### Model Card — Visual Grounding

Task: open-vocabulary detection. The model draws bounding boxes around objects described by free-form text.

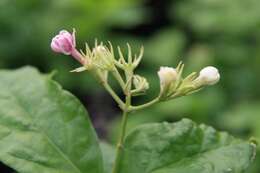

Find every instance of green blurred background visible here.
[0,0,260,172]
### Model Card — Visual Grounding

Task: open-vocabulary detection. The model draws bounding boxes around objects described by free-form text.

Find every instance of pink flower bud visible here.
[51,30,76,55]
[51,29,85,64]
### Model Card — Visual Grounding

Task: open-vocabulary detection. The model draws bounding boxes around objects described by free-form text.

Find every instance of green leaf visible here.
[100,142,115,173]
[0,67,103,173]
[119,119,256,173]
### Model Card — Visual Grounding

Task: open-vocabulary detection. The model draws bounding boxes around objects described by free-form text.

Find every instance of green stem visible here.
[129,97,159,112]
[112,96,158,173]
[111,107,129,173]
[112,69,125,90]
[93,70,125,110]
[112,68,133,173]
[102,82,125,110]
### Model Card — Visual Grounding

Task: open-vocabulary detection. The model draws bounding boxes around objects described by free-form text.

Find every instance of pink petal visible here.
[62,33,74,46]
[72,29,76,47]
[51,38,61,52]
[59,37,73,55]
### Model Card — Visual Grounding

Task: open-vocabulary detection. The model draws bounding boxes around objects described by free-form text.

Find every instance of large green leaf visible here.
[100,142,115,173]
[0,67,103,173]
[119,119,255,173]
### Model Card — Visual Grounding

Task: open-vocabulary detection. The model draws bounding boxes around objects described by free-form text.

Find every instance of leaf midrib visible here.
[5,81,83,173]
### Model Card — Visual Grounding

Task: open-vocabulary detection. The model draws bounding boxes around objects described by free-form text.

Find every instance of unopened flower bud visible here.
[197,66,220,86]
[158,67,178,87]
[92,45,115,70]
[51,29,85,64]
[51,30,76,55]
[133,75,149,92]
[158,67,178,99]
[93,45,107,54]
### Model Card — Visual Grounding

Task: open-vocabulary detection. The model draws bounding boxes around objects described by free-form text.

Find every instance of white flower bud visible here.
[197,66,220,85]
[158,67,178,86]
[158,67,178,99]
[133,75,149,92]
[93,45,107,55]
[92,45,115,70]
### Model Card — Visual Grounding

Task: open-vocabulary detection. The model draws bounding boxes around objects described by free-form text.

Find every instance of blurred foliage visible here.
[218,103,260,173]
[0,0,260,172]
[0,0,145,92]
[174,0,260,36]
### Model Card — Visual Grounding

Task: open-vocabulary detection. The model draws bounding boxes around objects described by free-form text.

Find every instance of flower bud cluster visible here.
[51,28,220,109]
[51,29,115,72]
[158,62,220,100]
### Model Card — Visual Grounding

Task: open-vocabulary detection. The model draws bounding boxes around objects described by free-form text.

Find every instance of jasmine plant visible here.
[0,29,256,173]
[50,29,255,173]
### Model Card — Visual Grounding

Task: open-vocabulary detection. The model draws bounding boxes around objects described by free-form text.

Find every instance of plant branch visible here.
[102,82,125,110]
[112,68,133,173]
[112,68,125,90]
[111,108,128,173]
[129,97,160,112]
